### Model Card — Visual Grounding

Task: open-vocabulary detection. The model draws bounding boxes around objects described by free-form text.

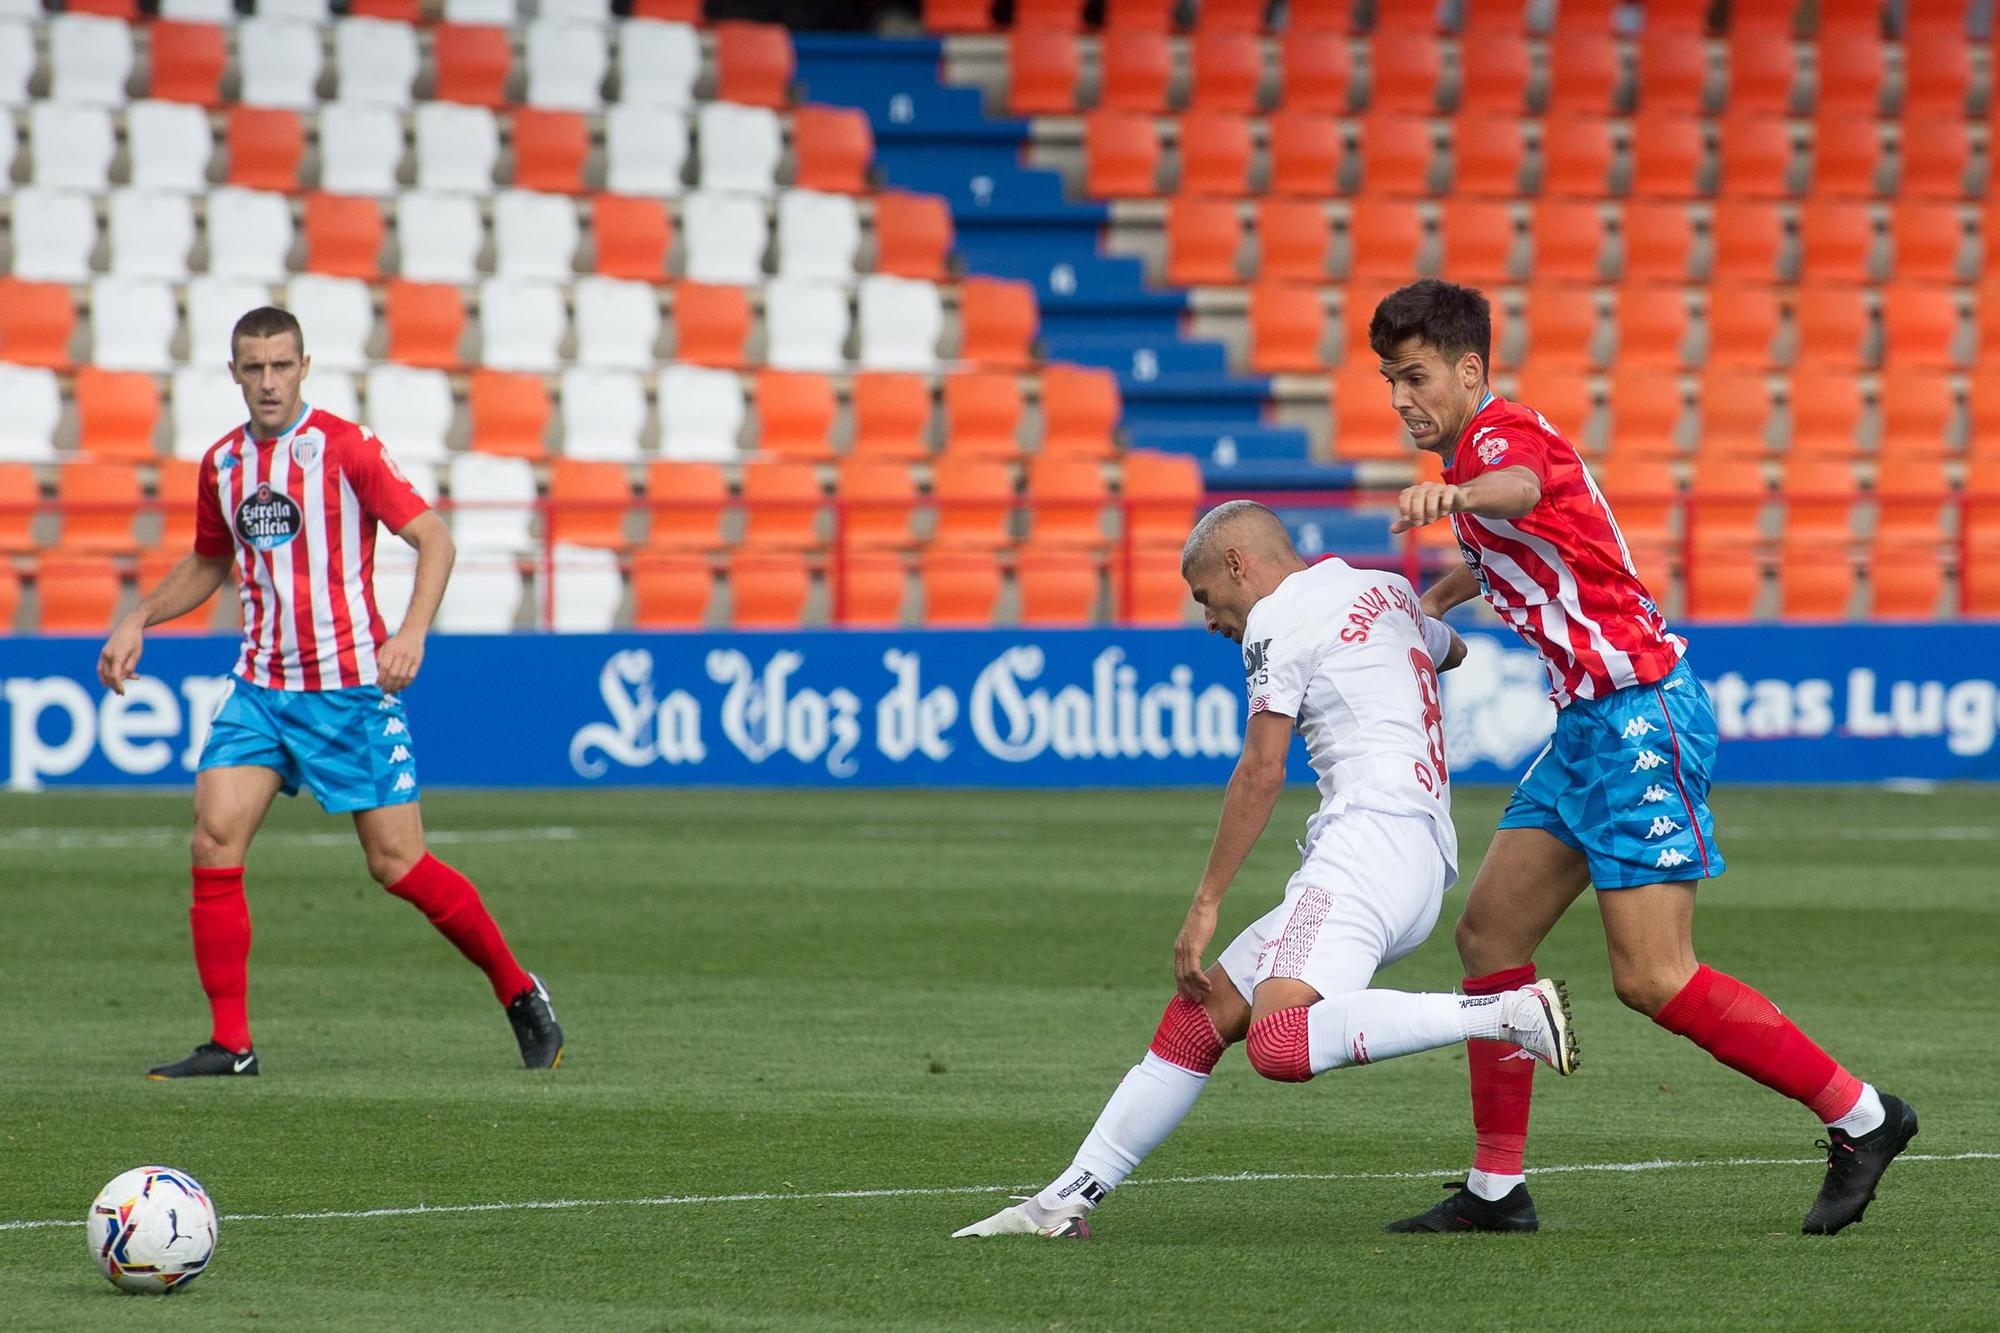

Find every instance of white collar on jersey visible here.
[1445,390,1499,466]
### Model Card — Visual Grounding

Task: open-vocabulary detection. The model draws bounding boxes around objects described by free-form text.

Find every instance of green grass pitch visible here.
[1,785,1994,1331]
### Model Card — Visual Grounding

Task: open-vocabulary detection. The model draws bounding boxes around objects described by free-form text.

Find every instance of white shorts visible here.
[1216,804,1450,1006]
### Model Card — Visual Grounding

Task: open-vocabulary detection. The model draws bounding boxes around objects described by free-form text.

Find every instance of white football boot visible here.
[1498,978,1580,1075]
[951,1197,1091,1239]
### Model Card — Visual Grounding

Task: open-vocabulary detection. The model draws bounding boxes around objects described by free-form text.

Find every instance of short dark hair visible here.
[1367,279,1491,377]
[230,306,305,360]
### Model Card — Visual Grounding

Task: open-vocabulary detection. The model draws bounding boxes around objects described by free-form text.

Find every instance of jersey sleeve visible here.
[1462,418,1553,487]
[1242,608,1317,720]
[1420,614,1456,669]
[192,451,231,558]
[341,426,429,532]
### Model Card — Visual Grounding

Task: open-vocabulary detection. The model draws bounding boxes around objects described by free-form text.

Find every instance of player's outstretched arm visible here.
[379,511,455,694]
[1391,465,1543,533]
[1175,710,1293,1001]
[1420,564,1481,620]
[97,553,233,696]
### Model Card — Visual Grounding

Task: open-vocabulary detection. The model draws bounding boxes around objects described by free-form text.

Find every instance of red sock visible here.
[1465,963,1537,1175]
[190,866,252,1052]
[384,853,534,1005]
[1653,965,1863,1121]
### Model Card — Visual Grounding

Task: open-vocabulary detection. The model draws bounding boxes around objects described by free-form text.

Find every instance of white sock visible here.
[1033,1053,1209,1213]
[1466,1168,1525,1202]
[1827,1082,1886,1137]
[1306,990,1507,1074]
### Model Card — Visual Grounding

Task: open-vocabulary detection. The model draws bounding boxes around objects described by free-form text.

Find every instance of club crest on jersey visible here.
[290,429,323,469]
[1476,433,1510,466]
[234,483,302,551]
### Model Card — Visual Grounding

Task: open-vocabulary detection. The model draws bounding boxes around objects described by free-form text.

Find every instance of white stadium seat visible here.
[478,279,567,372]
[304,370,360,424]
[0,107,17,191]
[395,193,484,284]
[162,0,239,19]
[657,363,745,461]
[493,190,581,281]
[437,558,527,631]
[364,365,454,463]
[777,189,861,282]
[108,190,195,280]
[206,187,295,282]
[287,274,375,371]
[617,21,700,108]
[238,21,324,111]
[764,278,851,372]
[8,189,98,283]
[858,275,944,372]
[0,22,37,108]
[603,105,689,197]
[572,275,661,370]
[185,277,273,365]
[558,367,647,461]
[541,0,613,24]
[0,364,61,462]
[414,102,499,194]
[30,102,115,190]
[446,452,537,553]
[256,0,333,21]
[172,367,249,458]
[524,19,608,113]
[126,100,216,193]
[48,15,133,107]
[697,102,782,195]
[317,103,405,197]
[333,18,420,109]
[371,535,419,629]
[681,191,769,285]
[550,543,624,633]
[390,457,440,504]
[442,0,517,21]
[91,278,181,372]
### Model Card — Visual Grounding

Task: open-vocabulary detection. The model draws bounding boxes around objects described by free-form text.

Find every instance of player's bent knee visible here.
[369,850,423,889]
[1244,1008,1313,1083]
[1150,993,1227,1074]
[1611,967,1688,1017]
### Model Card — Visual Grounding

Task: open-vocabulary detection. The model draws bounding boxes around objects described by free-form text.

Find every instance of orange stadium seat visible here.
[1900,30,1970,118]
[729,550,814,627]
[630,553,714,628]
[1279,29,1352,113]
[930,458,1014,551]
[1546,30,1619,116]
[1358,113,1434,197]
[75,369,161,461]
[792,105,874,195]
[1888,200,1965,284]
[1267,112,1343,197]
[1452,116,1526,196]
[925,0,998,33]
[835,459,917,553]
[351,0,422,16]
[943,372,1024,459]
[592,195,671,281]
[1792,286,1872,368]
[1085,112,1162,198]
[1015,0,1086,27]
[1166,196,1244,285]
[433,26,513,109]
[1619,288,1692,369]
[151,21,227,106]
[851,373,932,460]
[1705,285,1782,367]
[1636,30,1708,114]
[1727,27,1797,115]
[67,0,138,18]
[55,462,143,553]
[1880,284,1962,369]
[1459,34,1531,114]
[1873,458,1949,543]
[1039,364,1121,459]
[1026,457,1108,550]
[920,550,1003,627]
[1809,110,1884,196]
[1112,542,1192,625]
[0,279,77,370]
[1789,370,1866,455]
[0,465,39,554]
[1965,532,2000,617]
[468,370,551,459]
[1007,29,1079,115]
[228,107,305,192]
[716,22,794,109]
[1106,0,1174,32]
[1439,198,1515,285]
[1177,112,1255,196]
[754,371,837,460]
[1688,454,1767,549]
[1595,454,1676,549]
[872,192,954,281]
[1540,115,1615,197]
[1368,27,1441,114]
[1875,372,1955,462]
[1779,548,1856,620]
[1799,200,1877,282]
[138,548,214,633]
[34,555,123,634]
[512,110,589,194]
[741,462,823,551]
[1015,545,1100,626]
[1867,541,1944,619]
[1255,197,1330,281]
[1190,31,1262,112]
[957,277,1038,371]
[1248,282,1327,373]
[1607,370,1685,454]
[156,458,200,553]
[1710,200,1785,282]
[1347,198,1425,280]
[1122,449,1203,548]
[1530,201,1606,282]
[305,194,385,281]
[1100,29,1173,113]
[1717,113,1793,200]
[1684,535,1763,619]
[835,550,906,627]
[1195,0,1266,30]
[1332,360,1407,461]
[1522,369,1596,447]
[1780,456,1859,541]
[1698,370,1776,455]
[672,283,752,370]
[384,282,466,370]
[547,458,633,550]
[1972,371,2000,461]
[1897,117,1971,200]
[644,461,728,552]
[1620,201,1696,283]
[1813,30,1884,115]
[1628,112,1706,199]
[1522,285,1601,368]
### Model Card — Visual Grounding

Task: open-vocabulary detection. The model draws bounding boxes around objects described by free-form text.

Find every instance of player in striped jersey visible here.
[1368,280,1913,1237]
[97,307,564,1077]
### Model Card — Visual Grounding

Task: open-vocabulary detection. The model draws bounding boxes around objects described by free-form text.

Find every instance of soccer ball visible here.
[87,1166,217,1294]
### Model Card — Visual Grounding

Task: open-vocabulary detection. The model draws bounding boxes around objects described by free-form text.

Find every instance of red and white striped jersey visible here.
[193,406,429,692]
[1442,394,1684,709]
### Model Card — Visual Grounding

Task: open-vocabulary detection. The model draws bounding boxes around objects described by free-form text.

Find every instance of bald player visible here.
[951,502,1581,1240]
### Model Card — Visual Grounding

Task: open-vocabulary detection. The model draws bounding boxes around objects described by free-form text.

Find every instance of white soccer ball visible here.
[87,1166,218,1294]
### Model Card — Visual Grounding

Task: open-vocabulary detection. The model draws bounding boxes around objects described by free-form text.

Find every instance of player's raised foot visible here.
[146,1042,258,1080]
[1499,978,1579,1075]
[506,974,564,1069]
[950,1198,1090,1240]
[1802,1094,1919,1236]
[1383,1181,1538,1234]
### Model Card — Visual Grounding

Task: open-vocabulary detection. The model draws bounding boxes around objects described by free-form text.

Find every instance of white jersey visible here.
[1241,559,1459,881]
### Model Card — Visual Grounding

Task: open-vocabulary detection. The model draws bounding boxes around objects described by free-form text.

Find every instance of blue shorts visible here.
[198,678,421,814]
[1497,658,1725,890]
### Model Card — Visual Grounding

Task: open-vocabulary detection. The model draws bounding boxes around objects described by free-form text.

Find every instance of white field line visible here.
[4,1152,1993,1236]
[0,827,579,852]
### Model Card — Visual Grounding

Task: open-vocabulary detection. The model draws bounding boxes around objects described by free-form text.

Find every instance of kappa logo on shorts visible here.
[1655,847,1693,869]
[387,743,411,763]
[1640,783,1672,804]
[383,717,407,737]
[234,483,302,551]
[1645,815,1684,839]
[391,772,415,793]
[1622,717,1657,740]
[1631,749,1667,772]
[377,695,399,710]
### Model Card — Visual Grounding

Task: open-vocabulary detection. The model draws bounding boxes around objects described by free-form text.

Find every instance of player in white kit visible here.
[953,502,1579,1239]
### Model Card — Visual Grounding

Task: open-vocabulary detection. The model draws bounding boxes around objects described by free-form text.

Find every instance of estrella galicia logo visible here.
[234,483,302,551]
[1243,638,1271,685]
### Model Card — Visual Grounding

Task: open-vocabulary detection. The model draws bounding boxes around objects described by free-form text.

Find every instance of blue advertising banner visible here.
[4,623,1998,792]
